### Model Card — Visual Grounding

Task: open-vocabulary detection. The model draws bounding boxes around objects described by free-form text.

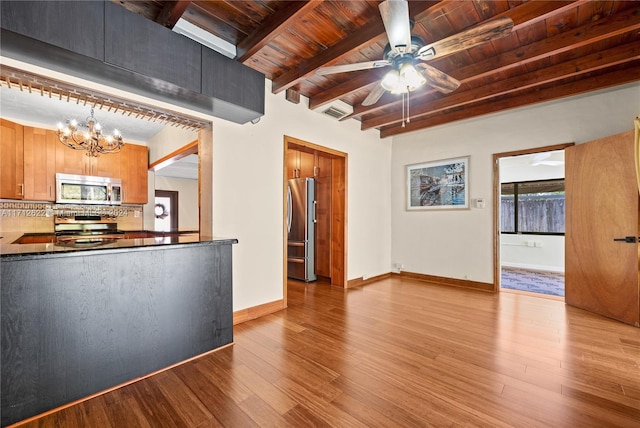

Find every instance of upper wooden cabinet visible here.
[120,144,148,204]
[23,127,56,201]
[287,149,332,179]
[0,118,24,199]
[56,144,121,178]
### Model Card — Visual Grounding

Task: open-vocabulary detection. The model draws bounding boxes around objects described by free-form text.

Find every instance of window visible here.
[501,179,564,234]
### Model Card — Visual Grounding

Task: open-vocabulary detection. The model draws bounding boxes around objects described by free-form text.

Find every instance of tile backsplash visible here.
[0,202,143,233]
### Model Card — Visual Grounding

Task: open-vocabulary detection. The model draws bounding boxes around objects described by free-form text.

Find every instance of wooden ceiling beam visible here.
[379,63,640,138]
[271,1,440,94]
[155,1,191,29]
[365,42,640,130]
[349,3,640,121]
[236,0,324,63]
[313,0,593,117]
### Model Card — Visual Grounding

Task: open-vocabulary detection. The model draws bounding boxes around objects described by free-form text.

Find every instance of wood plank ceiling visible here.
[115,0,640,138]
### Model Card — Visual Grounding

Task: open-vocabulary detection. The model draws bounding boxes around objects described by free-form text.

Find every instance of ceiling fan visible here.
[316,0,514,107]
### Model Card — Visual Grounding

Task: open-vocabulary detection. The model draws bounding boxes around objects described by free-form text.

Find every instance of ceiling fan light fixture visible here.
[381,62,426,94]
[381,69,400,92]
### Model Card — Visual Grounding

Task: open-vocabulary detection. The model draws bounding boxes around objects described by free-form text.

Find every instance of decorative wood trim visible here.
[233,300,285,325]
[492,142,574,294]
[199,126,213,238]
[393,271,494,292]
[347,272,391,288]
[148,139,198,171]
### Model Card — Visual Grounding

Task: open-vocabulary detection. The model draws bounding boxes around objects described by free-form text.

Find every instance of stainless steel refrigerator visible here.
[287,178,317,282]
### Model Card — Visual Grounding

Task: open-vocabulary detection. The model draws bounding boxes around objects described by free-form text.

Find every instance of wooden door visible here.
[23,127,56,201]
[565,130,639,326]
[0,118,24,199]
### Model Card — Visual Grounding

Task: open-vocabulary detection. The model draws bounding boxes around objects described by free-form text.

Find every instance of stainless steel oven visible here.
[54,215,125,246]
[56,173,122,205]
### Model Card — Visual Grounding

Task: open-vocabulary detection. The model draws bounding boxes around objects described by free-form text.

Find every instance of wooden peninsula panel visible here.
[1,239,236,426]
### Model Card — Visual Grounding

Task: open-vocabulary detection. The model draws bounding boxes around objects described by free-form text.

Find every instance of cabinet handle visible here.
[313,166,317,176]
[18,183,24,196]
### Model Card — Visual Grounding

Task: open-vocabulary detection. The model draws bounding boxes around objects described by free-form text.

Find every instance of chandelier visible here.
[56,108,123,157]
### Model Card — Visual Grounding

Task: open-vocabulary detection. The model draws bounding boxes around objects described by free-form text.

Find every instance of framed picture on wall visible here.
[406,156,469,210]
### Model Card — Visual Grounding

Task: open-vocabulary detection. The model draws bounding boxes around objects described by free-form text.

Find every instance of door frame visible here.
[283,136,348,305]
[492,142,574,293]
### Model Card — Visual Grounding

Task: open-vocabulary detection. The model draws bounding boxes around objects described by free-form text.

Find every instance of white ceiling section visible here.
[0,83,166,143]
[154,154,199,180]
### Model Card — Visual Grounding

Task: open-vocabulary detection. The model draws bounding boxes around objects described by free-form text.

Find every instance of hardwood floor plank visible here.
[12,277,640,427]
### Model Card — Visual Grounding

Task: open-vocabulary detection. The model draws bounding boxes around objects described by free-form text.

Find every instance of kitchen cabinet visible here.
[56,144,121,178]
[23,126,57,201]
[0,118,24,199]
[120,143,148,204]
[288,149,328,179]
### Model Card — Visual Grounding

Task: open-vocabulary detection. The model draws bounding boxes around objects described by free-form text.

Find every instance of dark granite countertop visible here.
[0,231,238,258]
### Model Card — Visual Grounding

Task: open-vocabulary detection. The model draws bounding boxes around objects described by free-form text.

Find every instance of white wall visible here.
[391,82,640,283]
[211,81,391,311]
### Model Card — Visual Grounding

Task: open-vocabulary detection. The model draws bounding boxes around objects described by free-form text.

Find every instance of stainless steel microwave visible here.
[56,173,122,205]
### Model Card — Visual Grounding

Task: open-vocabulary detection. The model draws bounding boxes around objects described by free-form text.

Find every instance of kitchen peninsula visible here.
[1,233,237,426]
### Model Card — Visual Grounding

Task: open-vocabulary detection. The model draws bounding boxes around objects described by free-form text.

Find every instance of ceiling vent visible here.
[311,99,353,120]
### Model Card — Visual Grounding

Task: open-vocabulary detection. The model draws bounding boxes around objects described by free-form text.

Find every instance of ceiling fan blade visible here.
[379,0,412,54]
[316,60,391,76]
[362,81,387,106]
[417,64,460,93]
[416,16,514,60]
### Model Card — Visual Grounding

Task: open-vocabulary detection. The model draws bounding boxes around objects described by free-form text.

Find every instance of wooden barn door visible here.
[565,130,639,326]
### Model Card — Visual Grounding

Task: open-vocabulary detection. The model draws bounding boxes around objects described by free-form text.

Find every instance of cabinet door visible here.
[0,118,24,199]
[56,145,87,175]
[93,151,121,178]
[315,153,332,178]
[286,149,299,179]
[120,144,148,204]
[23,127,56,201]
[298,151,315,178]
[56,144,122,177]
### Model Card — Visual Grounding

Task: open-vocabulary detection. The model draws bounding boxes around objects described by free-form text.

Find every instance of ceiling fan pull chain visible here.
[406,87,411,124]
[402,92,406,128]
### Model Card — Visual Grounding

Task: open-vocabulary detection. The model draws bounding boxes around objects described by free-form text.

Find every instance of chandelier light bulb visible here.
[56,108,124,157]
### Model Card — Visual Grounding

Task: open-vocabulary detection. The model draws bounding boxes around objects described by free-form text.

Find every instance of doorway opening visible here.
[155,190,178,231]
[493,143,573,298]
[283,136,347,305]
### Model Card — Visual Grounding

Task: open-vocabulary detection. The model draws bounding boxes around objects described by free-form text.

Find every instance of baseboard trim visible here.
[393,271,495,292]
[347,272,392,288]
[233,299,285,325]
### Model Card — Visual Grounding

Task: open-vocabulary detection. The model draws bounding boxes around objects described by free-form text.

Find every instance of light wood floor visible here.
[15,277,640,427]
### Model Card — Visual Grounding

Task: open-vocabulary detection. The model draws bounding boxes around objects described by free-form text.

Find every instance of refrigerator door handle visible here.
[313,200,317,223]
[287,185,292,233]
